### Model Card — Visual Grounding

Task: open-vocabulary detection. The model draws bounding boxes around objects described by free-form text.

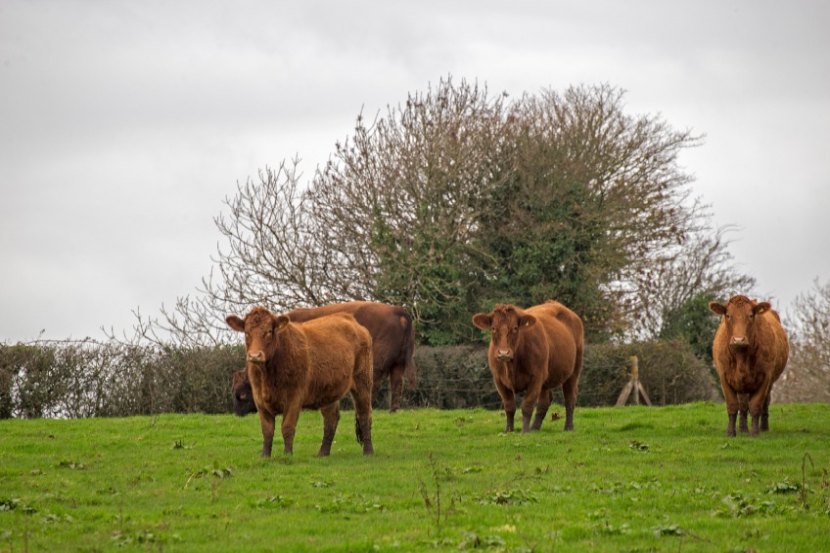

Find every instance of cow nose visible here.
[496,349,513,361]
[247,351,265,364]
[729,336,748,347]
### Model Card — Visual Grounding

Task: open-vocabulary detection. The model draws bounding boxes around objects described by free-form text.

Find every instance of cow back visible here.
[526,301,583,388]
[287,301,415,381]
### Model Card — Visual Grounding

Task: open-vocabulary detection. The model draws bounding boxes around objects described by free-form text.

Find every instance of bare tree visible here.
[122,159,343,347]
[775,279,830,403]
[629,225,756,340]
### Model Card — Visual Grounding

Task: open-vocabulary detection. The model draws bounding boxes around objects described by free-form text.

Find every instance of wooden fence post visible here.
[615,355,652,407]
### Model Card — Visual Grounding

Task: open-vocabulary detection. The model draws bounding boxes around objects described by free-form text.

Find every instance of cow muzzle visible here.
[495,349,513,361]
[729,336,749,349]
[247,351,266,365]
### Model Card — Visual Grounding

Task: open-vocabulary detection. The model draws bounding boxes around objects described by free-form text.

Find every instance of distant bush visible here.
[0,338,717,419]
[0,340,243,419]
[394,339,719,410]
[579,339,720,406]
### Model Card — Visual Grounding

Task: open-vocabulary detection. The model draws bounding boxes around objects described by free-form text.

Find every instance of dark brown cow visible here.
[226,307,374,457]
[709,295,789,436]
[233,302,416,413]
[472,300,584,433]
[231,369,256,416]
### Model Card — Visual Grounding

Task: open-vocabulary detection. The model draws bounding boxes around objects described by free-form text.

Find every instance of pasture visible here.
[1,403,829,552]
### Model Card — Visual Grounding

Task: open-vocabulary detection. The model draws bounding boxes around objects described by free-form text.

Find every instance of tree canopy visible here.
[136,77,753,348]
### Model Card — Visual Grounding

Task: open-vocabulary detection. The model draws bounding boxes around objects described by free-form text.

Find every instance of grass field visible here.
[1,402,829,552]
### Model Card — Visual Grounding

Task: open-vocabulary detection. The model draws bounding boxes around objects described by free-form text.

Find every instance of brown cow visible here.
[233,302,416,413]
[226,307,374,457]
[709,295,789,436]
[472,300,584,433]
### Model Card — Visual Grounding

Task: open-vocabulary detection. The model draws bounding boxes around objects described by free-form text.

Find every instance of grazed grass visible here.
[1,402,829,552]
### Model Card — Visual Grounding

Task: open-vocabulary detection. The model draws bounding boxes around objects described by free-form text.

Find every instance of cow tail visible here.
[401,313,418,389]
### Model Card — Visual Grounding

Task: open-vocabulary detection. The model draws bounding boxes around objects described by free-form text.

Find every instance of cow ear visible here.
[519,314,536,328]
[753,302,771,316]
[472,313,492,329]
[226,315,245,332]
[274,315,290,332]
[708,302,727,316]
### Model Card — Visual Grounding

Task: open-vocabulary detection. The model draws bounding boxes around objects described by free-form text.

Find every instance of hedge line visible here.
[0,338,718,419]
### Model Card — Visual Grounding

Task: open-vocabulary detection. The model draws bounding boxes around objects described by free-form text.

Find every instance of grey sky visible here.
[1,1,829,343]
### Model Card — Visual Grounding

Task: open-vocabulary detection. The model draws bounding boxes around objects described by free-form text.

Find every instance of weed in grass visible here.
[652,523,684,536]
[57,460,86,470]
[418,452,445,533]
[820,467,830,515]
[766,477,801,495]
[595,520,631,536]
[183,463,233,489]
[458,531,505,549]
[252,495,292,509]
[801,451,814,510]
[0,498,20,512]
[479,488,537,506]
[314,493,385,514]
[312,479,334,488]
[714,492,787,518]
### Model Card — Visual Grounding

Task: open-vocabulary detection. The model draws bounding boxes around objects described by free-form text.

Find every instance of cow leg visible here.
[258,410,276,458]
[718,376,740,437]
[318,402,341,457]
[520,385,543,433]
[761,389,772,431]
[351,362,374,455]
[371,371,385,409]
[280,400,303,455]
[561,371,580,431]
[388,366,404,413]
[748,385,771,436]
[351,391,374,456]
[494,380,516,432]
[738,394,749,433]
[531,388,552,431]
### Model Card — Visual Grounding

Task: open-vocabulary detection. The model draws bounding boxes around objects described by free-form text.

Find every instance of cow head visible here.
[231,369,257,416]
[472,304,536,361]
[226,306,290,367]
[709,295,771,351]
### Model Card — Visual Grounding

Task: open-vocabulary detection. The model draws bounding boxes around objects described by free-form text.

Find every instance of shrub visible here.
[0,338,716,418]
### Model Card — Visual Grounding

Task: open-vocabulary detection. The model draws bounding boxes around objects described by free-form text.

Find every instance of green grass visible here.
[1,403,829,552]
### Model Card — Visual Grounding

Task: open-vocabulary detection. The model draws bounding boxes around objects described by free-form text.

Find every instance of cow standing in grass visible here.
[232,302,416,413]
[709,295,789,437]
[472,300,584,433]
[226,307,374,457]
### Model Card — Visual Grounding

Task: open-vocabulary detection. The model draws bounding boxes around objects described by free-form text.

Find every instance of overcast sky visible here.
[1,1,829,343]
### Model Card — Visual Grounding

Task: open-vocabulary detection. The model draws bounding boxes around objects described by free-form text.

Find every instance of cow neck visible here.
[264,324,309,380]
